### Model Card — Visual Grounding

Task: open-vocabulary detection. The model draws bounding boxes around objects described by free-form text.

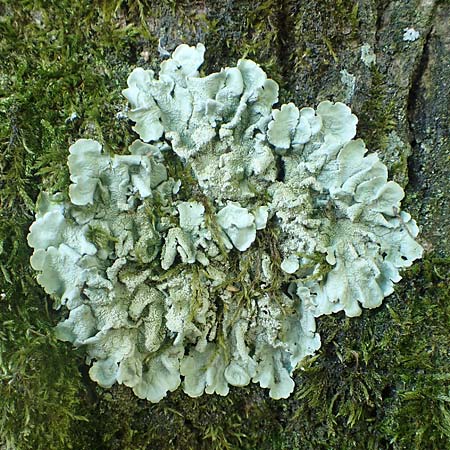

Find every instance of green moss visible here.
[0,2,155,449]
[0,298,88,450]
[378,257,450,449]
[357,66,397,153]
[200,0,285,86]
[0,211,87,449]
[289,1,360,75]
[72,383,283,450]
[279,255,450,450]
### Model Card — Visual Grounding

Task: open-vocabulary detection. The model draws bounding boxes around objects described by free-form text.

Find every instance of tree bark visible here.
[1,1,448,449]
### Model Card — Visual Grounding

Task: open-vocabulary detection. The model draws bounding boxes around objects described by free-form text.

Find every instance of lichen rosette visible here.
[28,43,423,402]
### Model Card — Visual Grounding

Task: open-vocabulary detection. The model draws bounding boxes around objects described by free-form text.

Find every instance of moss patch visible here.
[280,255,450,450]
[357,66,397,154]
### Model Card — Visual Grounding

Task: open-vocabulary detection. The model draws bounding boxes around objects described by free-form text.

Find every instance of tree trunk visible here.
[0,1,448,449]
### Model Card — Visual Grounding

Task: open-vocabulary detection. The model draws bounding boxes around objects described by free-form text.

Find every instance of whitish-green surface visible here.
[28,43,422,402]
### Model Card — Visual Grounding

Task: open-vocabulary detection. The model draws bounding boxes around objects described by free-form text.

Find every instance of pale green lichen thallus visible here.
[27,43,423,402]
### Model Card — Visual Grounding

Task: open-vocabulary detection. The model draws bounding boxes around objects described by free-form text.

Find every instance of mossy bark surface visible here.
[1,1,449,449]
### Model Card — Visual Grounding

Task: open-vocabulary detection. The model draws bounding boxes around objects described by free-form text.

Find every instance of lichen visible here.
[27,43,423,402]
[403,27,420,42]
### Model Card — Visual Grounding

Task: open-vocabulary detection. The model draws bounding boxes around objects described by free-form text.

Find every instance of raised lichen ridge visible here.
[27,43,423,402]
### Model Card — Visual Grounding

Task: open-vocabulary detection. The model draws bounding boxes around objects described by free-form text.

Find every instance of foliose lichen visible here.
[27,43,423,402]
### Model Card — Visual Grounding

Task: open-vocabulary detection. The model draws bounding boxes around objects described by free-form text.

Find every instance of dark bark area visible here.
[408,2,450,256]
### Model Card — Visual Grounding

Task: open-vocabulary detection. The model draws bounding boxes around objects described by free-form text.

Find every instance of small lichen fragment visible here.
[403,27,420,42]
[28,43,423,402]
[360,43,376,67]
